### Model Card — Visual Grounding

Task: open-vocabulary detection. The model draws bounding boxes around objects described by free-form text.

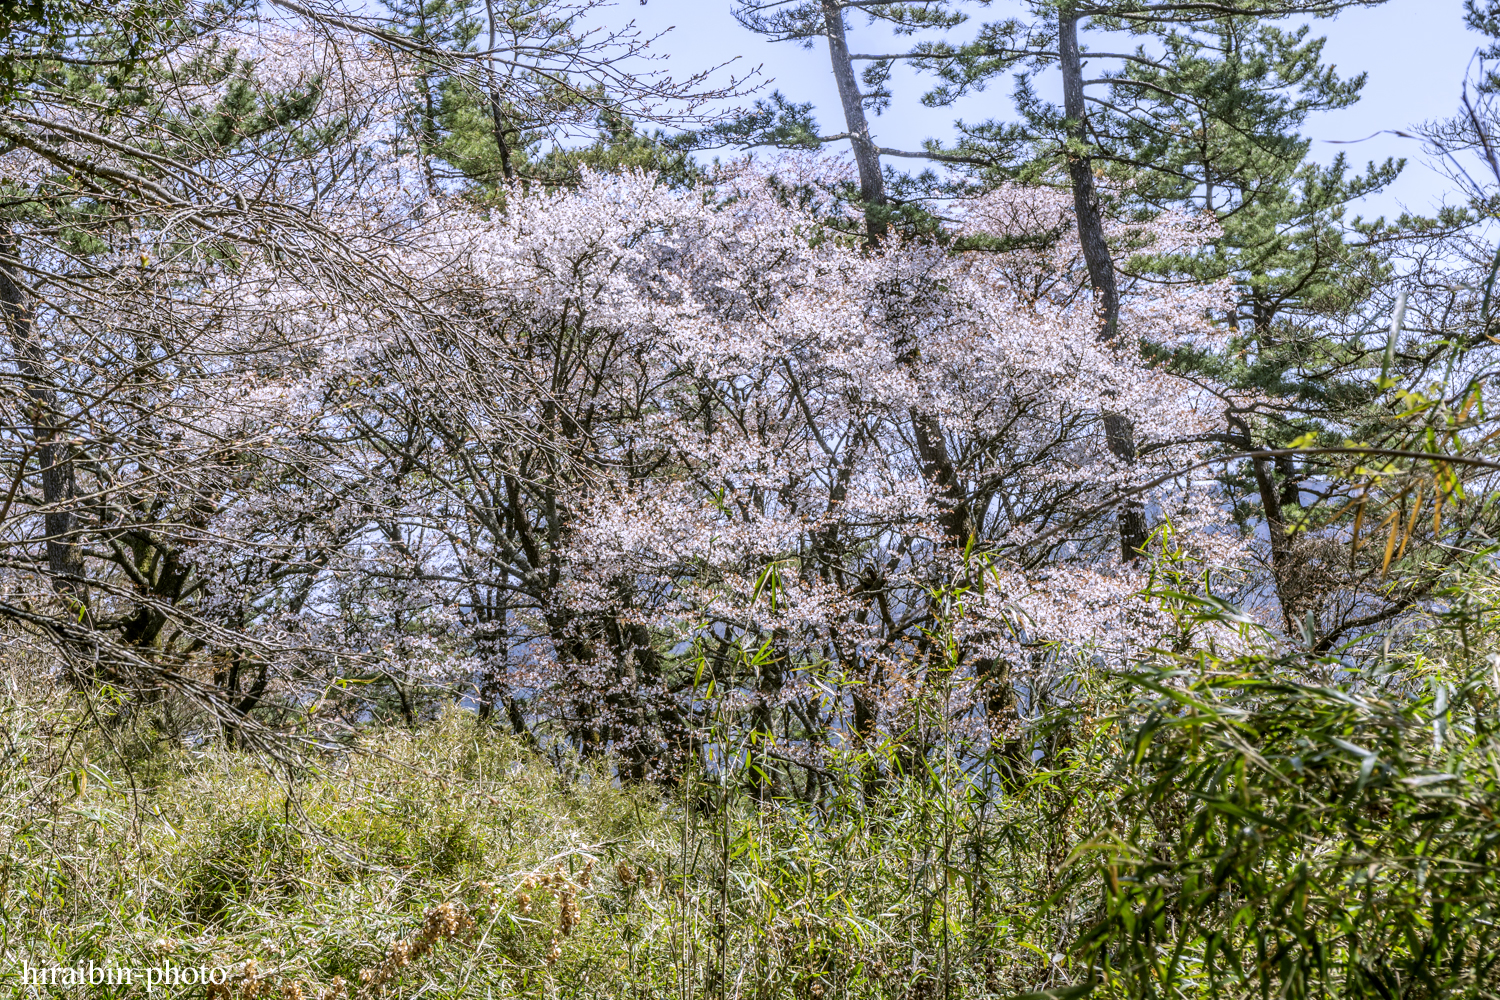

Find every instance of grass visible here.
[2,689,677,999]
[5,642,1499,1000]
[0,672,1071,1000]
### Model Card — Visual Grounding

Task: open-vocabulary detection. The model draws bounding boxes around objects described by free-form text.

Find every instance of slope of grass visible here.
[5,646,1499,1000]
[1,694,680,999]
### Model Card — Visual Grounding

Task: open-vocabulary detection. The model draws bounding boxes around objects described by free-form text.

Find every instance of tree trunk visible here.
[911,408,973,547]
[486,0,517,182]
[488,93,517,182]
[821,4,973,550]
[889,306,975,549]
[0,231,89,611]
[1058,7,1119,342]
[1057,6,1149,560]
[1251,454,1309,634]
[821,0,886,239]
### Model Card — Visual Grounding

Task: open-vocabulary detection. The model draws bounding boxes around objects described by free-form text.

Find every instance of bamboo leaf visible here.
[1381,510,1401,579]
[1397,483,1424,561]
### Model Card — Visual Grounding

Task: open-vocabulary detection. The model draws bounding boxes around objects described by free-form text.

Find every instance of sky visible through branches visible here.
[595,0,1485,219]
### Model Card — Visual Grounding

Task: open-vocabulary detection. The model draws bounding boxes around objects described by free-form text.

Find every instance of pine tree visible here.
[379,0,480,193]
[924,2,1488,638]
[719,0,970,240]
[378,0,715,198]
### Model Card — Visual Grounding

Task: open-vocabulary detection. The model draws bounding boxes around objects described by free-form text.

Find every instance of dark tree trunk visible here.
[821,11,975,550]
[1275,453,1302,511]
[1058,8,1119,342]
[486,0,517,182]
[822,0,886,240]
[1252,454,1307,634]
[1057,6,1149,560]
[975,656,1027,788]
[214,650,270,748]
[487,89,516,183]
[0,231,89,610]
[912,408,974,547]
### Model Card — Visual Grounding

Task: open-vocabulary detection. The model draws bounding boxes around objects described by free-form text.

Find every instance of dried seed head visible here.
[239,962,262,1000]
[424,901,462,939]
[558,888,580,937]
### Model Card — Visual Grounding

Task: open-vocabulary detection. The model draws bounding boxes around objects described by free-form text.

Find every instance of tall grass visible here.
[4,600,1500,999]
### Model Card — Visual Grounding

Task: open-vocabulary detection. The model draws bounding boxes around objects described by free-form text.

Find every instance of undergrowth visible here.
[3,637,1500,999]
[1,697,674,1000]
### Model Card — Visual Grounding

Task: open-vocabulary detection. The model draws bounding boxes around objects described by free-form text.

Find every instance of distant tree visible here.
[716,0,970,240]
[377,0,745,196]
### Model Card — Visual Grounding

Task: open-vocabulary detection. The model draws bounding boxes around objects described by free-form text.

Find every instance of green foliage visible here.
[685,91,825,151]
[375,0,705,197]
[0,703,674,998]
[1466,0,1500,93]
[438,91,705,195]
[1044,650,1500,996]
[1097,21,1396,328]
[8,551,1500,999]
[933,12,1413,346]
[0,1,254,105]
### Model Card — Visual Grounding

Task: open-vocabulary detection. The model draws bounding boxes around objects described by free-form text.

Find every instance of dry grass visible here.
[0,676,687,1000]
[0,663,1063,1000]
[8,639,1497,1000]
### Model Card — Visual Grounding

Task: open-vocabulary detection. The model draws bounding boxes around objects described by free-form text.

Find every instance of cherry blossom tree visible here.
[265,156,1249,777]
[0,0,1310,777]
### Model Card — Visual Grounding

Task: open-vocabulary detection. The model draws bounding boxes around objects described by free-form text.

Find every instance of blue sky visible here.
[597,0,1487,221]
